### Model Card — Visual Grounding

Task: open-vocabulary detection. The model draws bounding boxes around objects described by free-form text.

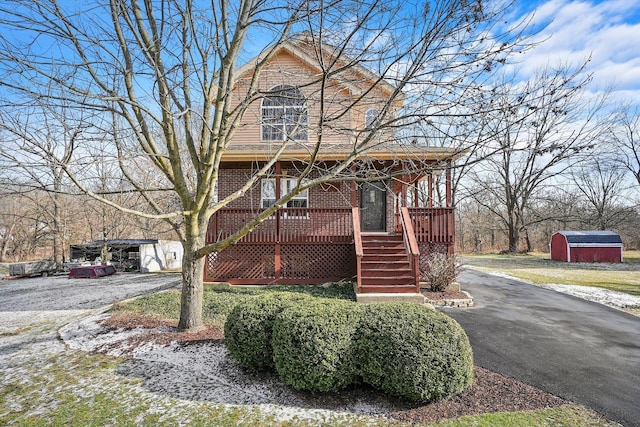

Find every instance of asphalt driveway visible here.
[448,268,640,427]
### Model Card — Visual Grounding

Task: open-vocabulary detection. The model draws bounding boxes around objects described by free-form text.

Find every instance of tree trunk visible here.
[0,222,15,262]
[178,230,205,332]
[52,197,63,265]
[507,224,519,253]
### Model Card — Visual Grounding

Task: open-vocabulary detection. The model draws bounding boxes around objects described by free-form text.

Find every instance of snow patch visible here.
[60,313,393,421]
[541,283,640,309]
[0,310,87,334]
[472,268,640,310]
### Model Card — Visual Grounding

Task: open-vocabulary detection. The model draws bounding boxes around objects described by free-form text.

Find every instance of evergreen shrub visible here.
[355,302,473,401]
[223,292,311,371]
[272,298,361,393]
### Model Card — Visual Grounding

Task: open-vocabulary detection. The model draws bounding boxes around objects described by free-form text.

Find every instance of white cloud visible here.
[512,0,640,104]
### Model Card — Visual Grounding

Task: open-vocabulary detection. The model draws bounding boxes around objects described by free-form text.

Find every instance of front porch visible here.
[204,206,454,292]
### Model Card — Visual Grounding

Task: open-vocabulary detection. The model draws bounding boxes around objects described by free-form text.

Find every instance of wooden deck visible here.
[205,207,454,288]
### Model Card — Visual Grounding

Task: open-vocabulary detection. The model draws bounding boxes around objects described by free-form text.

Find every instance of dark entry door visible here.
[360,181,386,231]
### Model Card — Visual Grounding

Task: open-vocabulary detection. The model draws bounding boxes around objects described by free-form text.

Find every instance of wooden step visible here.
[362,268,414,280]
[361,233,401,240]
[361,247,406,256]
[361,260,412,270]
[358,284,418,293]
[358,233,417,292]
[360,276,416,288]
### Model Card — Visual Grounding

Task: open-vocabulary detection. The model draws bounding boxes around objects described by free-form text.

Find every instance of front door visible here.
[360,181,387,231]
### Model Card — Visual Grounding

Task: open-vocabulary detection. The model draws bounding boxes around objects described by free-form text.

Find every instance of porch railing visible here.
[400,207,420,292]
[395,207,455,245]
[352,207,364,293]
[207,207,354,244]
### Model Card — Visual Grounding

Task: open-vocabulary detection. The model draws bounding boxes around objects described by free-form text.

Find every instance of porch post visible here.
[350,166,358,208]
[427,173,433,208]
[446,160,452,207]
[401,180,407,208]
[275,162,281,281]
[446,160,454,254]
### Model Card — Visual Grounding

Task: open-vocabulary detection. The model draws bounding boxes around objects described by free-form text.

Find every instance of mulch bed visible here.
[101,313,565,424]
[421,287,470,301]
[390,366,564,423]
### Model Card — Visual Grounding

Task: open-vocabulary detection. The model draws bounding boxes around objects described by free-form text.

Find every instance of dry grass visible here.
[461,252,640,297]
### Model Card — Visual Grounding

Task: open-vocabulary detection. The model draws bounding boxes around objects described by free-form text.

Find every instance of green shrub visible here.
[355,302,473,401]
[223,292,311,371]
[202,289,256,328]
[272,299,361,393]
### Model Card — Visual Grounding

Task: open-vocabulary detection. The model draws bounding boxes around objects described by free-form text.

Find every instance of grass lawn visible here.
[0,339,613,427]
[99,284,615,427]
[1,283,617,426]
[461,251,640,297]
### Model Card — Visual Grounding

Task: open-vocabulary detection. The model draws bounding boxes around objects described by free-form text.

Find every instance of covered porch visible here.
[205,162,455,292]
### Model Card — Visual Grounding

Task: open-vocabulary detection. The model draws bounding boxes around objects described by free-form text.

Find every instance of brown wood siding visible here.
[227,50,394,147]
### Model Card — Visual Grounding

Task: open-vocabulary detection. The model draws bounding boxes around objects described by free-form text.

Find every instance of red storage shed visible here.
[550,231,623,263]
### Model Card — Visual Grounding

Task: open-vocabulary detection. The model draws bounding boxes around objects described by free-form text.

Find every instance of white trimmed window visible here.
[261,178,309,209]
[261,85,308,141]
[365,108,379,129]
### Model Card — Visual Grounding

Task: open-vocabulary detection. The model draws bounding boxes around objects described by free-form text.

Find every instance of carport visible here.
[69,239,183,272]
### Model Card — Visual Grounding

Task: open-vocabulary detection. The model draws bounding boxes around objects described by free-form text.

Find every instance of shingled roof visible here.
[557,231,622,245]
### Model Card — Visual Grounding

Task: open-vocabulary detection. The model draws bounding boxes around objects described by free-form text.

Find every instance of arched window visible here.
[365,109,379,129]
[261,85,307,141]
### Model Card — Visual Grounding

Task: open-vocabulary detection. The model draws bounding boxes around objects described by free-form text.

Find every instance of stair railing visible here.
[400,207,421,292]
[352,207,363,294]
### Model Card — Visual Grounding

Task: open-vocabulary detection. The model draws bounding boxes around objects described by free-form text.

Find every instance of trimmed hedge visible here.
[355,302,473,401]
[224,294,474,402]
[272,299,361,393]
[224,292,312,371]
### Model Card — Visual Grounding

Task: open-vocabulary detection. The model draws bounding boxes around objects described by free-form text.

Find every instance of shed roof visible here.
[70,239,160,249]
[557,231,622,245]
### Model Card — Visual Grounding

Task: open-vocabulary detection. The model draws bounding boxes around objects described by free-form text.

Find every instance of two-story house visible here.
[205,34,459,298]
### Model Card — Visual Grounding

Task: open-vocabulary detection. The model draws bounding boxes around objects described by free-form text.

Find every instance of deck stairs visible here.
[359,234,418,293]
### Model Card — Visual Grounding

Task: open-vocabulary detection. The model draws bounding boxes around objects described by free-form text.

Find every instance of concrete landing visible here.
[355,292,429,305]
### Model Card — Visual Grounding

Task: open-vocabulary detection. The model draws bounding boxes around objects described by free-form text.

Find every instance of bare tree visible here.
[571,157,630,231]
[0,101,81,264]
[464,63,608,252]
[0,0,533,330]
[612,104,640,187]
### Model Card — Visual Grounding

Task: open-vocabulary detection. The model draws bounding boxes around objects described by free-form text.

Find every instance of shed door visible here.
[360,182,386,231]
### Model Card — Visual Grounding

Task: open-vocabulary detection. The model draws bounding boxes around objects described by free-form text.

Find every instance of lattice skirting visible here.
[205,243,355,284]
[205,245,275,281]
[281,244,354,280]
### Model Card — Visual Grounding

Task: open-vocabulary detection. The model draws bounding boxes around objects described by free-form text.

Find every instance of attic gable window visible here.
[365,109,379,129]
[261,85,308,141]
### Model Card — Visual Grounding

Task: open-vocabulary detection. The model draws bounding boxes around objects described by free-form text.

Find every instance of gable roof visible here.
[234,32,403,103]
[556,231,622,245]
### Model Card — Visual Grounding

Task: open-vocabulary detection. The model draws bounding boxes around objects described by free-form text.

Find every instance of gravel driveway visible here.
[0,272,181,334]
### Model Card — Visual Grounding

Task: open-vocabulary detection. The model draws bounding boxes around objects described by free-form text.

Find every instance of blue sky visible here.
[511,0,640,105]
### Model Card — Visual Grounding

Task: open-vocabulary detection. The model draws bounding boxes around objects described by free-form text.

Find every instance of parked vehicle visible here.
[69,265,117,278]
[5,260,57,279]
